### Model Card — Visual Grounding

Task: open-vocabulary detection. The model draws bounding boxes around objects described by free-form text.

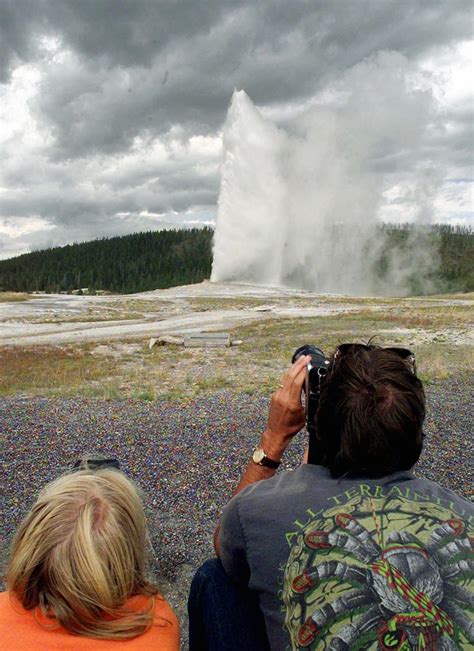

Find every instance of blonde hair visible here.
[7,468,163,639]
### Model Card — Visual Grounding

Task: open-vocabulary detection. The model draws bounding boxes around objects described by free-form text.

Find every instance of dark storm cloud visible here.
[2,0,472,158]
[1,0,472,258]
[0,0,229,81]
[0,166,218,222]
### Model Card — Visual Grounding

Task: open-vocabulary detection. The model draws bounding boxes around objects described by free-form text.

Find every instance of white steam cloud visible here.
[211,52,440,295]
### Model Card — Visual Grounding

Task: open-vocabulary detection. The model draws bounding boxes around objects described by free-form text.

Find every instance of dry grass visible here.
[29,311,146,324]
[186,295,397,311]
[0,292,34,303]
[0,295,472,399]
[424,291,474,300]
[0,346,119,397]
[358,305,473,329]
[141,311,473,397]
[412,344,474,382]
[187,297,287,311]
[224,312,473,390]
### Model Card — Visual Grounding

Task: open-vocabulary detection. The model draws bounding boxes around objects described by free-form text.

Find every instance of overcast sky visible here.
[0,0,472,260]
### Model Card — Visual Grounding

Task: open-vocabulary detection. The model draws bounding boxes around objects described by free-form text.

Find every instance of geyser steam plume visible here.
[211,53,438,295]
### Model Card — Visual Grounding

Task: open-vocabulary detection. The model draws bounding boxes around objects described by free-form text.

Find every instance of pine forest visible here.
[0,224,471,295]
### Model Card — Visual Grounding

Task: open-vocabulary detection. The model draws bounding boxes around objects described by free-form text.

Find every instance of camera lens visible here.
[292,345,326,366]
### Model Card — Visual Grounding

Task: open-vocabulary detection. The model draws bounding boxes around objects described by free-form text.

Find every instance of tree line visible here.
[374,223,473,294]
[0,228,213,294]
[0,224,471,295]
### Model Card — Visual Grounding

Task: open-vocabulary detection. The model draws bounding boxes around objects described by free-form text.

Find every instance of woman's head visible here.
[314,345,425,478]
[7,467,158,639]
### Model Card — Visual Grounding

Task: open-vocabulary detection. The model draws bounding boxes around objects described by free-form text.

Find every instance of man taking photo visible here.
[189,344,473,650]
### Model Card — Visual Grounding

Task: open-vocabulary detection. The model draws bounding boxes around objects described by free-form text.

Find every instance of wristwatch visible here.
[252,447,281,469]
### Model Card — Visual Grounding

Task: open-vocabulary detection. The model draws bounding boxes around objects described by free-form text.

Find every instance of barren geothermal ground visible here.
[1,282,473,646]
[1,281,473,397]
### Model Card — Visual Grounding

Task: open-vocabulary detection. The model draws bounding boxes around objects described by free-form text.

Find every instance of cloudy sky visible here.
[0,0,472,260]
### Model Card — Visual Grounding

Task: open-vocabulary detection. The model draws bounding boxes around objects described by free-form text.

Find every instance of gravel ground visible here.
[1,376,473,648]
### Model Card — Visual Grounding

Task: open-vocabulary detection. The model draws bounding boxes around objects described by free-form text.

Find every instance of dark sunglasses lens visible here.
[381,347,417,374]
[384,347,413,359]
[73,458,120,471]
[337,343,367,355]
[336,344,416,373]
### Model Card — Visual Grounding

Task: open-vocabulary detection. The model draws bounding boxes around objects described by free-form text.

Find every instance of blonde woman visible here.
[1,465,179,649]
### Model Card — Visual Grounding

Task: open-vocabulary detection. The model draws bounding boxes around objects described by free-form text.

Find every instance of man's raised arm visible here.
[214,354,310,555]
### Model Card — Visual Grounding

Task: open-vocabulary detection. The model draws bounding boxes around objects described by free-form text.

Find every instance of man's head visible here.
[314,344,425,478]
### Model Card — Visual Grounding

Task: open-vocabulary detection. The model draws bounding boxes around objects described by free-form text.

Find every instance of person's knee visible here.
[189,558,225,602]
[195,558,223,580]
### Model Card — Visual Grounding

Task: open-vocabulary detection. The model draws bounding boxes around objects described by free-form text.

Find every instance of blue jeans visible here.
[188,558,271,651]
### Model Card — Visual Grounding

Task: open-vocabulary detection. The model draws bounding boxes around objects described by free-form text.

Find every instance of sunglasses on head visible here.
[72,457,120,471]
[334,343,417,375]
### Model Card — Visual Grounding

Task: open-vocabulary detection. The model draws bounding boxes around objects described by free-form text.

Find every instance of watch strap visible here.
[252,448,281,469]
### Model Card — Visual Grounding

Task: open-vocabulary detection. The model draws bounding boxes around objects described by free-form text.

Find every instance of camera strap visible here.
[306,366,328,465]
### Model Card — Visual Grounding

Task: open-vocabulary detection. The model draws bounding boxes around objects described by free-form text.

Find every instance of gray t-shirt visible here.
[219,465,474,650]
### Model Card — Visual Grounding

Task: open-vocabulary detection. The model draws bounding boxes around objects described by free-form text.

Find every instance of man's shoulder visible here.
[236,465,330,499]
[227,465,333,521]
[231,467,473,517]
[408,475,473,511]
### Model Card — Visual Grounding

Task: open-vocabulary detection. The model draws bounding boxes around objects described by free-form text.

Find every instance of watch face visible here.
[253,448,265,464]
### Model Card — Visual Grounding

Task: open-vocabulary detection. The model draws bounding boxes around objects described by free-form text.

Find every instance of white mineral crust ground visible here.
[0,282,472,347]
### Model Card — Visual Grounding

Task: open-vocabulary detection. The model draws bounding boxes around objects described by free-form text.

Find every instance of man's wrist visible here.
[258,429,288,462]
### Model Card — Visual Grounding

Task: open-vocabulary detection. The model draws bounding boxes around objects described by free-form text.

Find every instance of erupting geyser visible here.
[211,53,439,295]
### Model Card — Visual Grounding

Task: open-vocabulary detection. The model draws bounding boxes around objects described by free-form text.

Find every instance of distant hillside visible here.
[0,228,213,294]
[0,224,471,295]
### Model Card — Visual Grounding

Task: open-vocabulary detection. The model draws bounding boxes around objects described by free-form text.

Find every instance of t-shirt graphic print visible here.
[282,488,473,650]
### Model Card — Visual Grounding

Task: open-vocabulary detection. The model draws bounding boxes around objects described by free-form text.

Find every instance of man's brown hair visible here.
[314,346,425,478]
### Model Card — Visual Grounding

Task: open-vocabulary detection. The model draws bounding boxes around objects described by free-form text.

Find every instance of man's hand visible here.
[214,354,311,556]
[260,354,311,459]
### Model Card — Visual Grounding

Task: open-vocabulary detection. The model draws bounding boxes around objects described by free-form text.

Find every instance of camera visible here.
[292,345,330,464]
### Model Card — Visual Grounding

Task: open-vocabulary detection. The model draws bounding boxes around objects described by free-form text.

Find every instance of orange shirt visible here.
[0,591,179,651]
